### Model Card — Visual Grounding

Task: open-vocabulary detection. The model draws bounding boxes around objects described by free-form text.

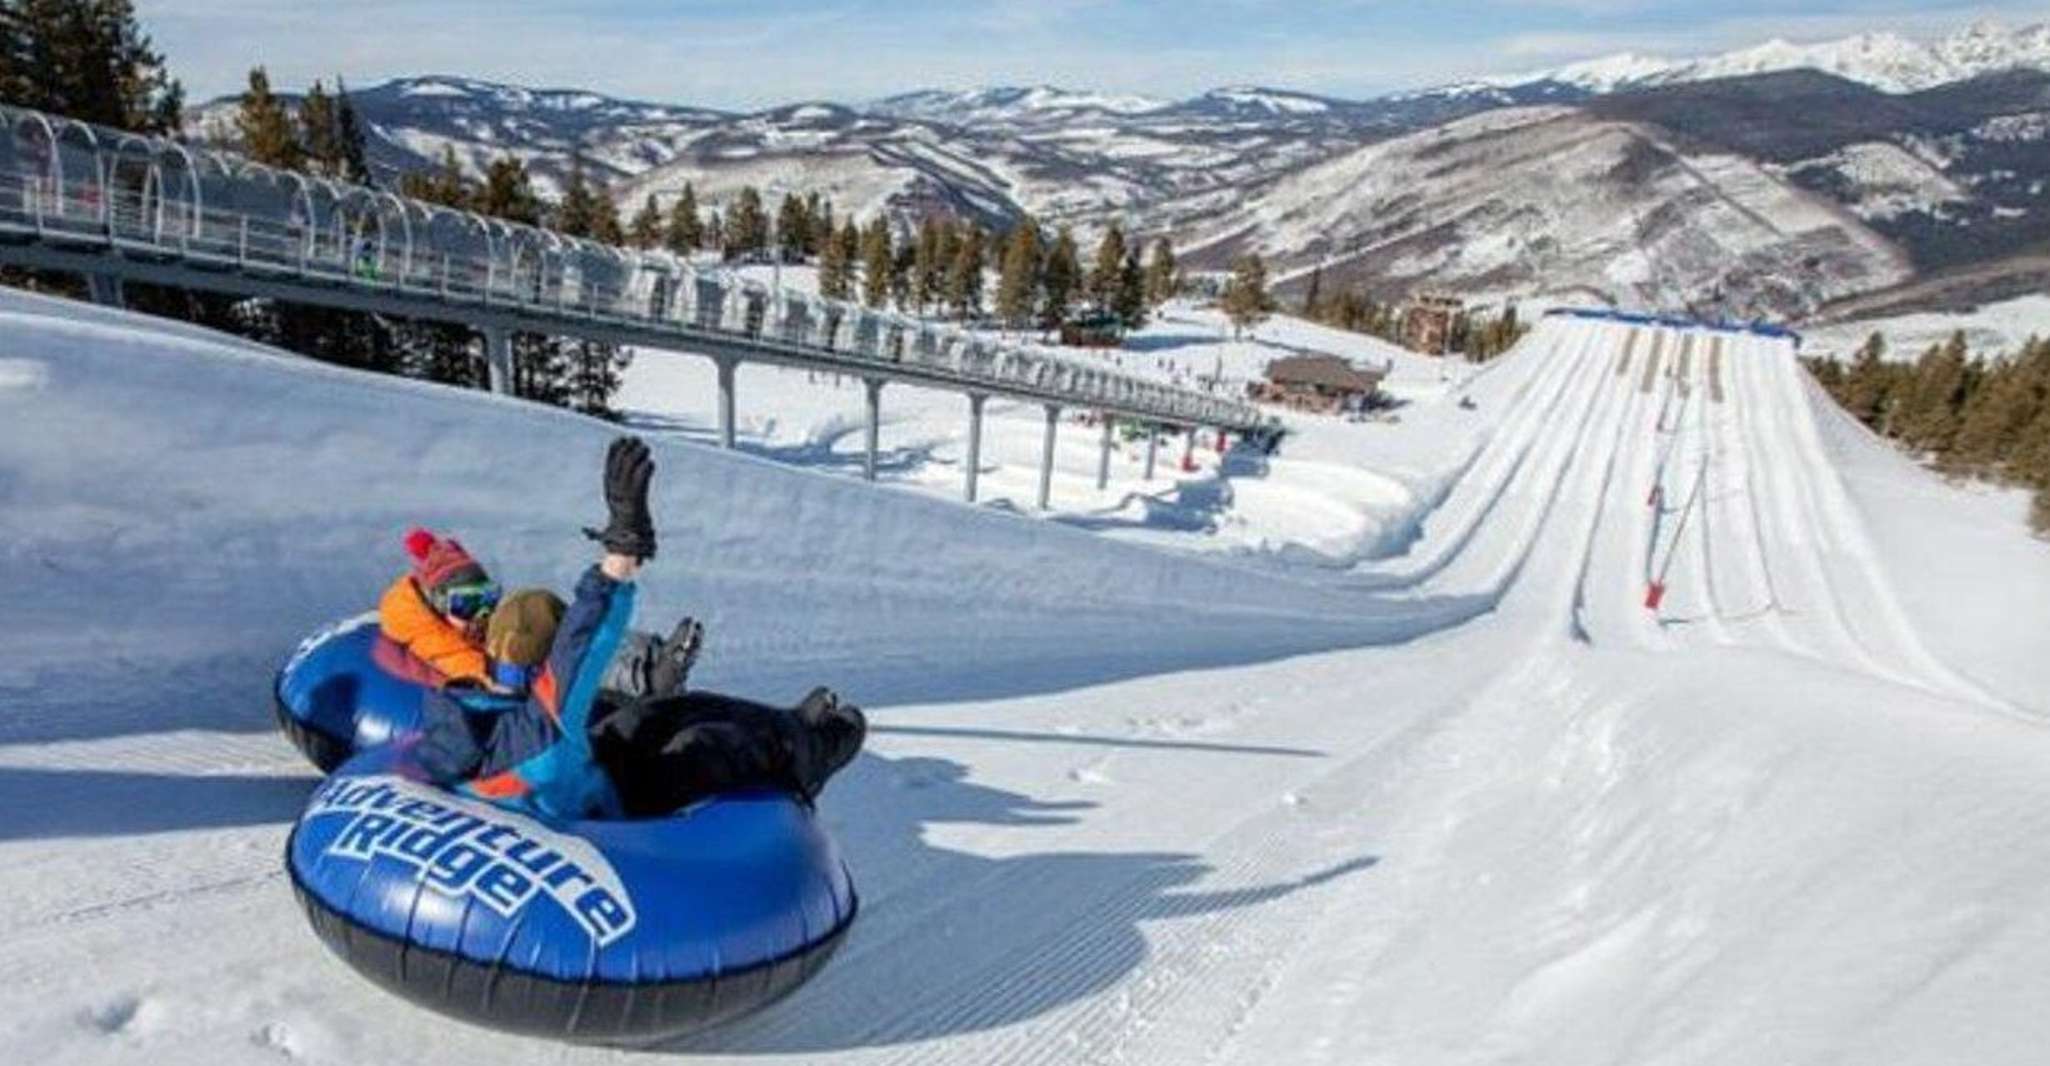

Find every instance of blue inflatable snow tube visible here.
[274,614,435,772]
[276,621,860,1042]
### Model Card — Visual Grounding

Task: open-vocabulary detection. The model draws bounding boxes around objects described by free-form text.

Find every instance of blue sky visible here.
[141,1,2050,108]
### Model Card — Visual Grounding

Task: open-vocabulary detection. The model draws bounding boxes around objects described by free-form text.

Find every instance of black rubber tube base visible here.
[287,855,857,1046]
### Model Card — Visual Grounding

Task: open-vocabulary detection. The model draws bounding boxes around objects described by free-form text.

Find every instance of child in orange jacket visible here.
[377,528,498,685]
[379,525,706,698]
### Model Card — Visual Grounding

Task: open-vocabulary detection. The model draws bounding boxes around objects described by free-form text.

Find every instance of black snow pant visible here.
[589,691,824,818]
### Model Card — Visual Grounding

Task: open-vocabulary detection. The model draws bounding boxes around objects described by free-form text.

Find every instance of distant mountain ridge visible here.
[183,18,2050,319]
[1498,19,2050,95]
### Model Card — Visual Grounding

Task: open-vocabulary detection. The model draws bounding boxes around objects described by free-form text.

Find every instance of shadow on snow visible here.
[0,764,315,841]
[666,747,1379,1054]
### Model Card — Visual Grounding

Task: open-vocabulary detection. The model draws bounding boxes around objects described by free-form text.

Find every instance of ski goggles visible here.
[435,581,501,621]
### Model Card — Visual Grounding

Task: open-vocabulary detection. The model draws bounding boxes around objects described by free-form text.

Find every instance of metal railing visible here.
[0,103,1263,431]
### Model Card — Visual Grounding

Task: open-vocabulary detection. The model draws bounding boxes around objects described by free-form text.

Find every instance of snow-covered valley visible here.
[2,286,2048,1065]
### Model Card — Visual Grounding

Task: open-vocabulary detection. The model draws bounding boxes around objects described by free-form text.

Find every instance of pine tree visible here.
[1115,245,1147,333]
[724,186,767,260]
[472,156,556,398]
[836,217,859,269]
[891,238,916,310]
[0,0,183,133]
[392,148,478,388]
[332,78,371,183]
[553,157,626,245]
[776,192,809,262]
[298,81,342,177]
[398,147,468,207]
[628,194,663,249]
[1088,222,1126,311]
[1040,226,1081,332]
[554,157,600,237]
[565,337,632,416]
[1899,331,1970,455]
[860,217,893,308]
[2017,398,2050,488]
[1842,332,1895,429]
[913,217,947,313]
[592,192,626,246]
[1448,310,1474,357]
[811,196,833,256]
[1143,237,1178,308]
[2014,394,2050,536]
[478,156,542,224]
[1948,350,2028,475]
[234,65,397,376]
[995,219,1042,331]
[1220,253,1272,339]
[1302,265,1324,320]
[236,67,303,170]
[549,160,628,410]
[818,216,854,300]
[944,224,987,320]
[664,183,703,255]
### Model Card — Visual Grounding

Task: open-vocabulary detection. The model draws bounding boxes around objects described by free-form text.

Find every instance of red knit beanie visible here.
[403,527,489,595]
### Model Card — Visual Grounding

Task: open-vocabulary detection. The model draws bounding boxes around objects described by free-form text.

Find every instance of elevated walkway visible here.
[0,104,1265,505]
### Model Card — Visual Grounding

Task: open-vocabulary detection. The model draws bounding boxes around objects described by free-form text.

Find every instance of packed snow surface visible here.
[3,287,2049,1065]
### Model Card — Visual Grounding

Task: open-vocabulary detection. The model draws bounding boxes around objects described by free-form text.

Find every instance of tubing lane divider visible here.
[1646,459,1710,613]
[1639,331,1664,395]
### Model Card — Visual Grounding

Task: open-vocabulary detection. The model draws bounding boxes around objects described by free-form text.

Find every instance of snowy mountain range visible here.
[187,17,2050,318]
[1510,20,2050,96]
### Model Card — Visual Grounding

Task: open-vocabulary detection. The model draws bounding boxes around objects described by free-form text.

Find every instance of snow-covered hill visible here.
[1587,68,2050,275]
[867,85,1172,127]
[188,74,735,199]
[4,286,2050,1064]
[1179,106,1910,318]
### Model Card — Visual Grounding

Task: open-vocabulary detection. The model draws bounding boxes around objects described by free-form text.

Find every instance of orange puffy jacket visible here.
[377,574,489,683]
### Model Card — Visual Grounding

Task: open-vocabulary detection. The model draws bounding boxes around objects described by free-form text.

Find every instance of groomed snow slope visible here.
[615,282,1465,572]
[3,290,2049,1065]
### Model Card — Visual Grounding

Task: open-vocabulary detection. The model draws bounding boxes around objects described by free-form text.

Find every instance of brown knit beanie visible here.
[485,588,566,667]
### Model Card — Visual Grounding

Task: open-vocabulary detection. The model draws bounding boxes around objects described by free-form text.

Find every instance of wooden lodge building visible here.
[1250,354,1387,414]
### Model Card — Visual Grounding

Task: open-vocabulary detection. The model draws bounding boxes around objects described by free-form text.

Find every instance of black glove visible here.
[583,436,657,561]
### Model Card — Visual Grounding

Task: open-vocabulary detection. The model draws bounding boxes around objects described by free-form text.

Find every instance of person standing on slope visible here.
[413,435,866,819]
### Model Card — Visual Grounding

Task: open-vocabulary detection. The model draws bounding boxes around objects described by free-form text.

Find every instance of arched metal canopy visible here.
[0,100,1266,432]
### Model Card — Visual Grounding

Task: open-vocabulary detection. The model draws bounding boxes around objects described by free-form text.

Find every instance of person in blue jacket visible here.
[414,436,865,820]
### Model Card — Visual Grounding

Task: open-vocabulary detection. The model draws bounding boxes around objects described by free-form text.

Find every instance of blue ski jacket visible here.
[414,564,634,820]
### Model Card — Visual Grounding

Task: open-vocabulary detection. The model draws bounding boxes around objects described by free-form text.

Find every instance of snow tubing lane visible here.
[287,745,859,1044]
[274,615,436,773]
